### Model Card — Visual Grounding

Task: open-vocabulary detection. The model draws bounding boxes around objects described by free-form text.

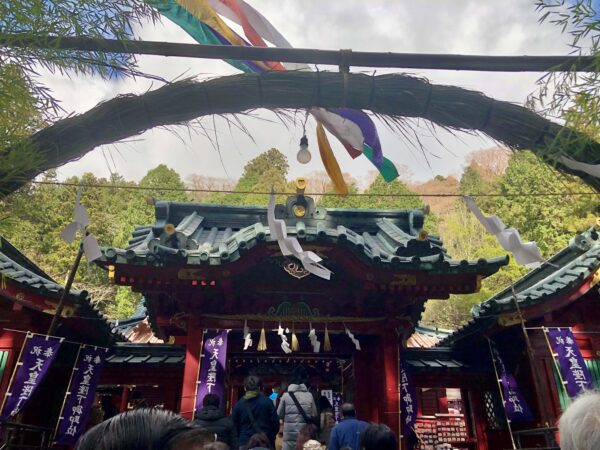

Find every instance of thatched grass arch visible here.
[3,71,600,195]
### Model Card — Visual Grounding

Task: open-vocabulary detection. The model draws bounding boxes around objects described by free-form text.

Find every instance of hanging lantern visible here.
[291,323,299,352]
[296,135,311,164]
[258,324,267,352]
[323,324,332,352]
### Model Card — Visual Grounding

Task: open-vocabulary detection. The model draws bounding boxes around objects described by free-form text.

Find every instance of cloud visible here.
[46,0,574,184]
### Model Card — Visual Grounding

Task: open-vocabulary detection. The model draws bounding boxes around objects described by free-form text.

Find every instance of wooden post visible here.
[381,324,401,439]
[48,243,84,336]
[511,290,552,427]
[179,320,204,420]
[119,386,130,412]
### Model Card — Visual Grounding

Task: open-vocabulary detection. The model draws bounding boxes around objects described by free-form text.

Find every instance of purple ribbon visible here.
[54,346,108,445]
[490,344,534,423]
[195,330,229,413]
[400,360,417,433]
[546,328,594,398]
[1,334,62,421]
[334,108,384,167]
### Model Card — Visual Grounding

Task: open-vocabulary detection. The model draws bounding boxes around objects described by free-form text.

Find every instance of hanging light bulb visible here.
[296,135,311,164]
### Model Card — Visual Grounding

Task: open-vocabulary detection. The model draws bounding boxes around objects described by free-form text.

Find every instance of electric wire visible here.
[26,180,600,198]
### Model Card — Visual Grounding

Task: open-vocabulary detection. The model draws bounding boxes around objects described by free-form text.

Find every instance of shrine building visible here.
[94,181,507,440]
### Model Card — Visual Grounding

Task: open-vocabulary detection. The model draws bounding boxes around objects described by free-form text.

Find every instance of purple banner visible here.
[54,346,108,445]
[490,344,534,423]
[0,334,62,421]
[195,330,228,413]
[332,392,343,423]
[400,360,417,433]
[546,328,594,398]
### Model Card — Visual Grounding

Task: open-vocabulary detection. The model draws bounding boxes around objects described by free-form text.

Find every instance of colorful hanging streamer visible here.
[149,0,400,184]
[316,122,349,195]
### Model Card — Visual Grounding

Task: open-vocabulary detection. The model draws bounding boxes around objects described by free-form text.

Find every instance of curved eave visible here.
[98,224,508,278]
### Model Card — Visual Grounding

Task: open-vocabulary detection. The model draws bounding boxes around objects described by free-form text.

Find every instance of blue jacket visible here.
[328,417,368,450]
[232,393,279,447]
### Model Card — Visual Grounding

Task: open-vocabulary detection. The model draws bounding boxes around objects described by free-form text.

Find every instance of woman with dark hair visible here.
[359,423,397,450]
[277,367,318,450]
[245,432,272,450]
[75,408,214,450]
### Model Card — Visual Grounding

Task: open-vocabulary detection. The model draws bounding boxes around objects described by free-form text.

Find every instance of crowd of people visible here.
[74,365,600,450]
[75,366,397,450]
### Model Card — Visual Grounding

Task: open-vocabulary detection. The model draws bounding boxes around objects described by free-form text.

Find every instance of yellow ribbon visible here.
[175,0,271,71]
[316,122,348,195]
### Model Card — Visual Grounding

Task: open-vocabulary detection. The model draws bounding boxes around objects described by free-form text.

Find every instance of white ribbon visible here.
[267,193,332,280]
[345,327,361,351]
[463,196,543,268]
[559,156,600,178]
[308,323,321,353]
[277,322,292,354]
[243,320,253,350]
[60,186,102,265]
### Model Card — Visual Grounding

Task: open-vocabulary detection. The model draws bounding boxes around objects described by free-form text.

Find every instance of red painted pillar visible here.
[180,319,203,420]
[0,330,25,404]
[381,324,401,441]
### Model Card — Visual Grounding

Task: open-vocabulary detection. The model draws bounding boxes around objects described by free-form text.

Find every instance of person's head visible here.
[360,423,397,450]
[318,396,332,411]
[341,403,356,418]
[244,432,271,450]
[203,394,220,408]
[272,384,280,394]
[290,366,308,385]
[75,408,213,450]
[204,443,230,450]
[558,391,600,450]
[296,423,319,447]
[244,375,262,392]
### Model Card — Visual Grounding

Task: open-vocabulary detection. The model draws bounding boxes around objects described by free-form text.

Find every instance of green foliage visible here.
[493,151,597,257]
[530,1,600,133]
[0,0,158,118]
[0,65,46,196]
[205,149,289,206]
[103,287,141,319]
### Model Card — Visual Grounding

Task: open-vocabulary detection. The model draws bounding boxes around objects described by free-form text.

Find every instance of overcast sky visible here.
[44,0,576,183]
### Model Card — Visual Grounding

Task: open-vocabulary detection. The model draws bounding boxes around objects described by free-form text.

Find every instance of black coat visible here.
[195,405,238,449]
[232,394,279,447]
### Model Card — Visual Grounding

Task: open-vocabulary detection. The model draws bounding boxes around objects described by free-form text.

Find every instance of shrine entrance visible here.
[225,352,353,415]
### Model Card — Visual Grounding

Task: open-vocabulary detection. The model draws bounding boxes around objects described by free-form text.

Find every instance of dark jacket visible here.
[232,392,279,447]
[195,405,238,449]
[328,417,368,450]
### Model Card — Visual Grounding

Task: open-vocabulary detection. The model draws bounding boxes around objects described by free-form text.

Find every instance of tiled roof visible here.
[0,236,117,342]
[407,324,454,348]
[404,348,470,370]
[106,343,185,365]
[438,226,600,346]
[99,196,508,276]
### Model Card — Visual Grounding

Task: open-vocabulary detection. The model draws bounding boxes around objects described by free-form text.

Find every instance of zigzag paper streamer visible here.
[243,320,253,350]
[277,323,292,354]
[463,196,543,269]
[267,193,332,280]
[345,327,361,351]
[60,187,102,265]
[308,323,321,353]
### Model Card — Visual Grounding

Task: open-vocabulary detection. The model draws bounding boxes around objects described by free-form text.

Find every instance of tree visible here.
[493,151,597,257]
[205,148,289,206]
[1,0,157,120]
[530,1,600,132]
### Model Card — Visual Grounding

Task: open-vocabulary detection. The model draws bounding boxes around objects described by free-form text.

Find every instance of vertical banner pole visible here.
[0,333,31,418]
[487,338,517,450]
[396,336,402,443]
[191,329,206,421]
[541,327,571,407]
[52,344,83,443]
[511,288,550,427]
